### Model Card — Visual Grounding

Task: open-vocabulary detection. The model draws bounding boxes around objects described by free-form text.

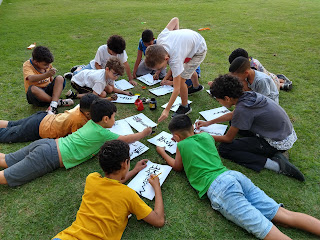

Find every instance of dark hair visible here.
[210,74,244,99]
[142,29,154,43]
[229,56,250,74]
[228,48,249,64]
[168,115,193,133]
[79,93,99,112]
[105,57,124,75]
[32,46,54,63]
[90,98,117,122]
[107,35,126,54]
[99,140,130,174]
[145,45,167,68]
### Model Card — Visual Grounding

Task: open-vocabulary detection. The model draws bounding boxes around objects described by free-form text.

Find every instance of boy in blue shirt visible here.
[157,114,320,239]
[132,29,166,80]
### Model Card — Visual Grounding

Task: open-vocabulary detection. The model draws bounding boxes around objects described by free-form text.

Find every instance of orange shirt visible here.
[23,59,52,93]
[39,105,88,139]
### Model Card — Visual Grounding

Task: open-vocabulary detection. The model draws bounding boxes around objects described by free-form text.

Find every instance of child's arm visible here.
[156,146,183,171]
[120,159,148,183]
[123,61,137,86]
[212,126,239,143]
[158,75,181,122]
[26,68,56,82]
[160,69,173,86]
[133,50,143,79]
[112,87,133,96]
[166,17,179,31]
[94,62,103,70]
[117,127,152,143]
[196,111,234,129]
[142,174,165,227]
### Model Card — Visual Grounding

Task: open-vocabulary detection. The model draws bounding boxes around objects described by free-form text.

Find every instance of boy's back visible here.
[251,70,279,103]
[53,172,152,240]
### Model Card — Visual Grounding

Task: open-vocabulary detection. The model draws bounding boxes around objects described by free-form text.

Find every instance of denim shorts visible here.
[181,50,206,79]
[4,139,60,187]
[207,170,281,239]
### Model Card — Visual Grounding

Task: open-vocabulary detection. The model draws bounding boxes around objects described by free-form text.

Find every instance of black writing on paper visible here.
[138,165,161,195]
[157,136,175,148]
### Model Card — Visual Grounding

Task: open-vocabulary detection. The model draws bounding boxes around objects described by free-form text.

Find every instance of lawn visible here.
[0,0,320,239]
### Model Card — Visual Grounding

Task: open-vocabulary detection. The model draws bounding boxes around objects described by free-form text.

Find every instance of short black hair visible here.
[32,46,54,63]
[99,140,130,174]
[142,29,154,43]
[79,93,99,112]
[210,74,244,99]
[107,35,126,54]
[168,115,193,134]
[228,48,249,64]
[229,56,250,73]
[90,98,117,122]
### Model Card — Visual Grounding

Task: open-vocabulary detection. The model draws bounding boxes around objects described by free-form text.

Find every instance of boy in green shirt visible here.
[157,115,320,239]
[0,99,151,187]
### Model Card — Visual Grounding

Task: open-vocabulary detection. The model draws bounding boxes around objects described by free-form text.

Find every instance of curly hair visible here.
[228,48,249,64]
[90,98,117,122]
[105,57,124,76]
[99,140,130,174]
[32,46,54,63]
[210,74,244,99]
[107,35,126,54]
[145,45,167,69]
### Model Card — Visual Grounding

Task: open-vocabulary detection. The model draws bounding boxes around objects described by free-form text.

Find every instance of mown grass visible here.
[0,0,319,239]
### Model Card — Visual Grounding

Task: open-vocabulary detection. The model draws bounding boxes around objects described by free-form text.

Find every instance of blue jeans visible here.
[207,170,281,239]
[73,63,92,75]
[0,111,47,143]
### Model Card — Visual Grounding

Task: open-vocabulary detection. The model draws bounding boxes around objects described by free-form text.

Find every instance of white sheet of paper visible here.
[147,131,177,154]
[199,106,231,121]
[111,94,139,104]
[108,119,134,136]
[161,96,192,112]
[149,85,174,96]
[114,79,134,91]
[129,141,149,160]
[137,73,161,86]
[125,113,157,132]
[127,160,172,200]
[194,122,228,136]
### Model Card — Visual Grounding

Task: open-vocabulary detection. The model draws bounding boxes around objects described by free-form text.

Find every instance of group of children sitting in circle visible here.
[0,17,319,240]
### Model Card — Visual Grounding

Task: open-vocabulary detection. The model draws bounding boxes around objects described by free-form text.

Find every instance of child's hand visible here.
[129,80,137,86]
[124,91,133,96]
[156,146,166,154]
[208,81,213,87]
[158,110,169,123]
[47,68,57,77]
[110,94,118,100]
[148,174,161,188]
[133,73,137,79]
[153,72,159,80]
[195,120,209,129]
[160,79,170,86]
[134,159,148,172]
[143,127,153,136]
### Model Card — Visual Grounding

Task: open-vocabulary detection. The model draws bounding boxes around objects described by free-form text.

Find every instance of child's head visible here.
[90,98,117,125]
[142,29,155,47]
[228,48,249,64]
[79,93,100,114]
[145,45,168,70]
[105,57,124,80]
[229,56,251,81]
[210,74,243,107]
[32,46,54,70]
[99,140,130,175]
[107,35,126,55]
[168,115,193,141]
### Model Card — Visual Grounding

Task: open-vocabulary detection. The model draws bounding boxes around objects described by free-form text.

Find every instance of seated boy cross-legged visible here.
[0,99,152,187]
[157,115,320,239]
[52,140,165,240]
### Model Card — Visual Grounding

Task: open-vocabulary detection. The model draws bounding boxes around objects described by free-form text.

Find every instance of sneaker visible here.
[70,65,85,73]
[188,85,204,95]
[271,152,305,181]
[172,104,192,118]
[277,74,292,84]
[58,98,74,107]
[66,89,78,99]
[280,82,292,91]
[46,106,57,115]
[64,72,73,80]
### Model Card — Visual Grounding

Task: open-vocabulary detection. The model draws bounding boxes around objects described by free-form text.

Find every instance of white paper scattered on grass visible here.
[149,85,174,96]
[127,160,172,200]
[199,106,231,121]
[137,73,161,86]
[147,131,177,154]
[108,119,134,136]
[129,141,149,160]
[161,96,192,112]
[111,94,139,104]
[114,79,134,91]
[125,113,157,132]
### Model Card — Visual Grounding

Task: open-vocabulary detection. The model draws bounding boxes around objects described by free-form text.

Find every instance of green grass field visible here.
[0,0,320,239]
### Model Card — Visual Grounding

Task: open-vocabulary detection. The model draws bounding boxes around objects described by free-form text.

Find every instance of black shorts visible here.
[71,81,93,94]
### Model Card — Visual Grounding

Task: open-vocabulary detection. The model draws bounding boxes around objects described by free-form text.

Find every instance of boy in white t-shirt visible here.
[68,35,137,86]
[145,17,207,122]
[68,57,133,99]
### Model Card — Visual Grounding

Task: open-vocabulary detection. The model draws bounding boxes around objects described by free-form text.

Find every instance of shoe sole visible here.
[273,153,304,181]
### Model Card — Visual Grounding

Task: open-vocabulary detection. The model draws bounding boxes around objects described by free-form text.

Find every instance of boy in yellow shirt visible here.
[52,140,165,240]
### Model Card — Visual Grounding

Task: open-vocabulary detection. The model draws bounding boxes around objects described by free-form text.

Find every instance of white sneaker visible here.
[58,98,74,107]
[46,106,57,115]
